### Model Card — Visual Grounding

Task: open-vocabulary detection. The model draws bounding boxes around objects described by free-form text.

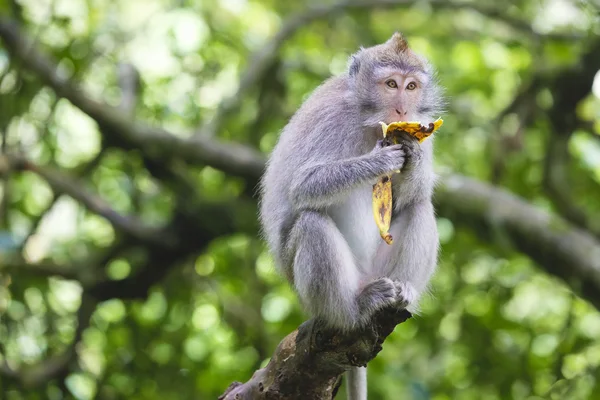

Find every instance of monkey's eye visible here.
[385,79,398,89]
[406,82,417,90]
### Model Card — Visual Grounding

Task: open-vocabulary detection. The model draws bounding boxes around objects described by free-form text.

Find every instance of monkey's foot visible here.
[356,278,397,321]
[392,281,418,310]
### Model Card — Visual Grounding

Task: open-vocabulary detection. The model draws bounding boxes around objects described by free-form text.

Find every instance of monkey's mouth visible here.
[385,117,408,124]
[379,118,444,143]
[385,113,412,124]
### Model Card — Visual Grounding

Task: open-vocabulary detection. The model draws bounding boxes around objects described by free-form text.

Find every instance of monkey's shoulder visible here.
[269,75,363,162]
[286,76,358,132]
[312,75,350,94]
[290,75,349,111]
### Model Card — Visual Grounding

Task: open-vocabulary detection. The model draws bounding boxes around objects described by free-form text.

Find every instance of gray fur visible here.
[258,33,444,400]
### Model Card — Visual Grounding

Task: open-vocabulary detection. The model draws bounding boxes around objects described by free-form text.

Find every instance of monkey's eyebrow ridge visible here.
[374,64,429,84]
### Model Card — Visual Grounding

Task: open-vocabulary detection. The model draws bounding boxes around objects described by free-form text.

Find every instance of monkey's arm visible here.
[392,134,436,209]
[289,143,405,209]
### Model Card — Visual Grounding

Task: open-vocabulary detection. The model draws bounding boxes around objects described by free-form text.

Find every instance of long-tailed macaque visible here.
[259,32,444,400]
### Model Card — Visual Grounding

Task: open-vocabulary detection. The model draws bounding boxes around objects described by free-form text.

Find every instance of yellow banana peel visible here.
[372,174,394,245]
[379,118,444,144]
[372,118,444,244]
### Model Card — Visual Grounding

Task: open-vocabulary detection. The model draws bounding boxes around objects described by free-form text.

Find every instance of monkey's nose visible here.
[395,109,407,116]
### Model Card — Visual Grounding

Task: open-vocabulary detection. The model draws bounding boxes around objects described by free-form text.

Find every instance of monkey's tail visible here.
[346,366,367,400]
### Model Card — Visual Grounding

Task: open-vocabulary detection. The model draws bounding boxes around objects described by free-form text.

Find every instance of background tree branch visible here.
[0,153,174,247]
[542,39,600,239]
[435,174,600,309]
[0,18,265,183]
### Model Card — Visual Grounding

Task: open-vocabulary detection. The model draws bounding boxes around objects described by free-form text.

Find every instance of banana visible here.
[372,173,394,245]
[372,118,444,244]
[379,118,444,144]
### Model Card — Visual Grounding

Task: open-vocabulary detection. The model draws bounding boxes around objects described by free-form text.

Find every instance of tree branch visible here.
[541,38,600,238]
[0,153,174,247]
[199,0,579,139]
[18,148,108,253]
[0,257,79,281]
[9,139,598,310]
[220,172,600,397]
[220,308,412,400]
[0,18,265,183]
[435,173,600,309]
[0,3,578,182]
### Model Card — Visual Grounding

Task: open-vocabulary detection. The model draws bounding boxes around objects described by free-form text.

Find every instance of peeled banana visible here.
[372,118,444,244]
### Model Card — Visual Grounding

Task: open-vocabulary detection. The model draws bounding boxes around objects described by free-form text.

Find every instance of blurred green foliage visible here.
[1,0,600,399]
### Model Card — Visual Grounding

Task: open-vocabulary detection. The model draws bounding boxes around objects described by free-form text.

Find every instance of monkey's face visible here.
[350,32,442,129]
[352,65,430,129]
[375,68,428,124]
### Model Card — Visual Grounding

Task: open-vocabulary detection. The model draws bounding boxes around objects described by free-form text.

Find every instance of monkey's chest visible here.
[328,187,381,272]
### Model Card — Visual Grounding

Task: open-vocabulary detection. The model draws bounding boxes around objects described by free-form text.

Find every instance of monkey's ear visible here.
[386,32,409,53]
[349,53,361,76]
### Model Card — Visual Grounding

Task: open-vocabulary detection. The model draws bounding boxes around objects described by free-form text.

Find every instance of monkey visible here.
[258,32,444,400]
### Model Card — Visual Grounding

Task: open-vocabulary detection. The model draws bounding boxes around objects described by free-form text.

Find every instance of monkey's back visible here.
[259,75,368,273]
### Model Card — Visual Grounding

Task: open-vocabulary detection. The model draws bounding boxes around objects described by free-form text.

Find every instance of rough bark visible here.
[219,308,411,400]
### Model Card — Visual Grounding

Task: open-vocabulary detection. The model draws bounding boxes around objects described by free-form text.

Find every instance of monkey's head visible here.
[348,32,444,129]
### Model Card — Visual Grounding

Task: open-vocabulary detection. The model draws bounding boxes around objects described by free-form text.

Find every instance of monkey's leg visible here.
[288,210,398,330]
[373,201,439,312]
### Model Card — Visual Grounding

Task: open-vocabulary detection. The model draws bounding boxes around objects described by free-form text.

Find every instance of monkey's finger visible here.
[393,133,420,155]
[398,130,419,144]
[387,144,405,153]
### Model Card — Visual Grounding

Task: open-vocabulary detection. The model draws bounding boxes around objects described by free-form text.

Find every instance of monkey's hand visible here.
[370,139,406,174]
[394,131,422,172]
